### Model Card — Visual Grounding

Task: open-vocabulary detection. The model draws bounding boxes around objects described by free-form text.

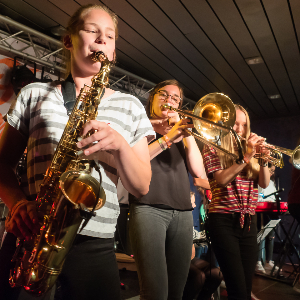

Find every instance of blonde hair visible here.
[218,104,260,180]
[63,4,118,76]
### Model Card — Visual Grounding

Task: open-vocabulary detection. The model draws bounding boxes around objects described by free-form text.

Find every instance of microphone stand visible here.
[262,189,284,215]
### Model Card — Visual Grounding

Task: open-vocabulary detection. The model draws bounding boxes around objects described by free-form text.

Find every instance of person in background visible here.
[255,164,279,275]
[202,103,270,300]
[128,79,206,300]
[192,175,210,241]
[0,4,154,300]
[182,176,223,300]
[182,242,223,300]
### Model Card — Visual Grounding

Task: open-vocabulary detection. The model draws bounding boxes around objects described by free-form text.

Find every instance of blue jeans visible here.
[128,204,193,300]
[208,213,258,300]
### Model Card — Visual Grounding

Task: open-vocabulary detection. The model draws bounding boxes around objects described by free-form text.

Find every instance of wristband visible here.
[163,135,172,148]
[258,157,267,167]
[158,138,167,151]
[243,155,250,164]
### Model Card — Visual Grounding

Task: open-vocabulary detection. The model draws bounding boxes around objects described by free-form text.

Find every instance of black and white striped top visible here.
[6,81,155,238]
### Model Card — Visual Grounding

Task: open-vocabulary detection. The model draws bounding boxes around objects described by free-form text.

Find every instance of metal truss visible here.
[0,14,65,72]
[0,14,195,107]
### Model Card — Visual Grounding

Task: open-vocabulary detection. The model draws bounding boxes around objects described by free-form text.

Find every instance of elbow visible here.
[193,170,205,179]
[132,185,149,199]
[259,181,269,189]
[188,165,206,179]
[132,172,151,198]
[215,178,229,188]
[259,177,270,189]
[218,182,228,188]
[139,187,149,198]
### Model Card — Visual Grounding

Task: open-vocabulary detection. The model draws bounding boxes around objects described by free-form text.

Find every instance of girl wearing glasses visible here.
[129,80,207,299]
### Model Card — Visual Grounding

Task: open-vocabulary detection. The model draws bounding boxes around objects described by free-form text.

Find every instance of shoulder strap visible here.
[61,74,76,115]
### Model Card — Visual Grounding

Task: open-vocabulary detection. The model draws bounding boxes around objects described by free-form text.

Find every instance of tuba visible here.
[8,51,112,295]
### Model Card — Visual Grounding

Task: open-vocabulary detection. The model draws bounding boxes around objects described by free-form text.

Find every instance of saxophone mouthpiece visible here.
[91,51,106,62]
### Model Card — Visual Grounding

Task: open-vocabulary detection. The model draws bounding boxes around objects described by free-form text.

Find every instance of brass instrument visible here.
[163,92,300,170]
[252,143,300,169]
[162,93,244,163]
[9,51,112,295]
[228,123,300,169]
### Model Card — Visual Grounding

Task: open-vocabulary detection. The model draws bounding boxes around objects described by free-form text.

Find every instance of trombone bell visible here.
[193,93,236,141]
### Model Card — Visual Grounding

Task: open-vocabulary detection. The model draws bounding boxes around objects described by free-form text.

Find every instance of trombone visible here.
[162,92,300,170]
[162,93,244,164]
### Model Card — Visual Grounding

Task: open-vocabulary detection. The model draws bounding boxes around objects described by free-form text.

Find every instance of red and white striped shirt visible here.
[203,145,258,227]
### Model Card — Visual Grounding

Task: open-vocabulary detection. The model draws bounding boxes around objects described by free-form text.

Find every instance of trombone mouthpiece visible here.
[161,103,173,110]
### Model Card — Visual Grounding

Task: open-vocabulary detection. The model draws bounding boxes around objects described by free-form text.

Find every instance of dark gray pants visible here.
[128,204,193,300]
[208,213,258,300]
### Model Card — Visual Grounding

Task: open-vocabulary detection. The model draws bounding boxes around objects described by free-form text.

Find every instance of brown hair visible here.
[145,79,184,118]
[63,4,118,76]
[218,104,260,179]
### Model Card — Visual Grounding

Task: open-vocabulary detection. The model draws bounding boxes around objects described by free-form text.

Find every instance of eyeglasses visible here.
[156,90,182,104]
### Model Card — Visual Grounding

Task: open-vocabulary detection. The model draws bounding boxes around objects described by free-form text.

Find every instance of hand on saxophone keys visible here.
[77,120,126,156]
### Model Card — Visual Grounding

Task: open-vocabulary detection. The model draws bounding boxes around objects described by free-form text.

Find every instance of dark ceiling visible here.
[0,0,300,120]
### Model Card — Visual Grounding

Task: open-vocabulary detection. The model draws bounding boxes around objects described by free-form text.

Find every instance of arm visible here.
[77,121,151,198]
[148,138,166,160]
[256,146,271,189]
[193,176,210,190]
[258,164,270,189]
[113,137,151,198]
[183,135,206,178]
[148,118,193,160]
[0,123,39,238]
[149,118,206,178]
[214,162,248,187]
[214,133,265,187]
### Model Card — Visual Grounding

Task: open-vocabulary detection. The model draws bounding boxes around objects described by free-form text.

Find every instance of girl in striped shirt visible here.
[203,104,270,300]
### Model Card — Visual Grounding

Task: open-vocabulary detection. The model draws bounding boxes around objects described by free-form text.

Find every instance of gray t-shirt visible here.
[6,81,155,238]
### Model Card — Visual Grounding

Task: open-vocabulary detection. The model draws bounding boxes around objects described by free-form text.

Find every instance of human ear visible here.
[63,35,73,49]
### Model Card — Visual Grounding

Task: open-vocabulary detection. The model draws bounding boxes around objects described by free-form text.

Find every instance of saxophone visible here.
[9,51,112,296]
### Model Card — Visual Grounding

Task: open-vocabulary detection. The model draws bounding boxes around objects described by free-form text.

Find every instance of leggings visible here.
[0,233,121,300]
[128,204,193,300]
[208,213,258,300]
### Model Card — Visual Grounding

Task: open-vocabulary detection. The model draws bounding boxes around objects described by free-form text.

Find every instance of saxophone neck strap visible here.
[61,73,76,115]
[61,74,106,115]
